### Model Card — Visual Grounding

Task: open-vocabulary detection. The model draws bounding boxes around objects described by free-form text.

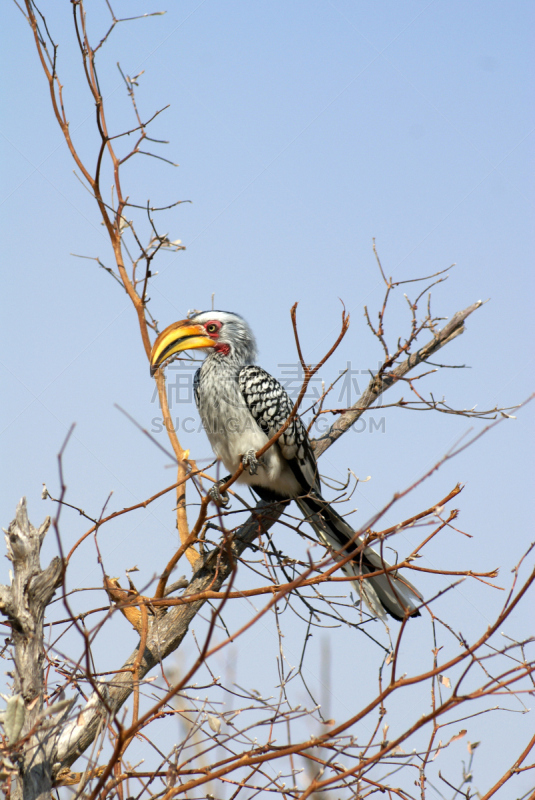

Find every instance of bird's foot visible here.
[208,481,230,508]
[242,449,261,475]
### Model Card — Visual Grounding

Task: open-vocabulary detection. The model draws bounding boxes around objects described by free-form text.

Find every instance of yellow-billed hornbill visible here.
[150,310,422,621]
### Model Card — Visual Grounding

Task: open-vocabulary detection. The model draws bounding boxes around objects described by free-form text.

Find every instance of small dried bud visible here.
[207,714,221,734]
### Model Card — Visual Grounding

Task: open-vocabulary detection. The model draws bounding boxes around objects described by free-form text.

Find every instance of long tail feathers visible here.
[295,494,422,621]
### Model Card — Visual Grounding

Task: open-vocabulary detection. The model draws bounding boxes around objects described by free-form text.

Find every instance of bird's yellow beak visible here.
[150,320,215,376]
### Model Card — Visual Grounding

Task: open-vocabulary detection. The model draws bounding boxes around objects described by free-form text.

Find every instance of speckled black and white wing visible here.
[238,365,320,493]
[193,368,201,406]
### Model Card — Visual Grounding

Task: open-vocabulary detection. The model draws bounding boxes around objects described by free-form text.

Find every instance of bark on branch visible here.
[0,499,64,800]
[55,504,281,770]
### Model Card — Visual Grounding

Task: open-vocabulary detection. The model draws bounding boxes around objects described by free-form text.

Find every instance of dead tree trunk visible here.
[0,499,63,800]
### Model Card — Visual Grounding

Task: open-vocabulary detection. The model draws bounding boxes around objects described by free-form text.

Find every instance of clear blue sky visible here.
[2,1,534,793]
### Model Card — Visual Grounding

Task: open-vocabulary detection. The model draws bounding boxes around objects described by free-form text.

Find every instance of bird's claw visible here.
[242,449,261,475]
[209,482,230,508]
